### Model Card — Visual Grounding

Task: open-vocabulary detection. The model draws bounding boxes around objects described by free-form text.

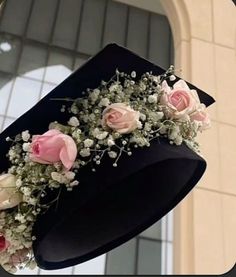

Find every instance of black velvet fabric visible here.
[0,44,215,270]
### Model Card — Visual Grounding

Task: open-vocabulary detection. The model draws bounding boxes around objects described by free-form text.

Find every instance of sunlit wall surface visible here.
[0,0,173,275]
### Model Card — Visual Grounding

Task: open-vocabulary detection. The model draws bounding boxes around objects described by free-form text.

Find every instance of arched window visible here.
[0,0,174,275]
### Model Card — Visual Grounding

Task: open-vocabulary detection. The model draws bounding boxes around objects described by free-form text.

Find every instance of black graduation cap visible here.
[0,44,215,270]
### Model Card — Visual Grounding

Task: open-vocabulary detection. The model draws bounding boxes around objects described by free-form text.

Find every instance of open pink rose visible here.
[190,104,211,130]
[30,129,77,170]
[0,234,10,252]
[161,80,200,120]
[102,103,140,134]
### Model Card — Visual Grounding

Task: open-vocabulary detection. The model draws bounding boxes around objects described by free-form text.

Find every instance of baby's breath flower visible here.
[98,98,110,107]
[137,121,143,129]
[89,89,100,102]
[15,214,26,224]
[89,113,96,121]
[21,187,31,196]
[21,130,30,142]
[95,131,108,140]
[131,71,136,78]
[68,116,80,127]
[22,142,31,152]
[152,75,161,83]
[159,125,167,134]
[144,123,152,132]
[70,180,79,187]
[70,104,79,114]
[140,113,146,121]
[169,75,176,81]
[174,135,183,145]
[109,83,120,92]
[15,178,22,188]
[79,148,91,157]
[84,138,94,148]
[51,172,67,184]
[130,136,148,147]
[149,111,164,122]
[108,151,117,159]
[64,171,75,181]
[148,94,158,104]
[139,81,146,91]
[107,137,115,146]
[16,225,27,232]
[28,198,37,206]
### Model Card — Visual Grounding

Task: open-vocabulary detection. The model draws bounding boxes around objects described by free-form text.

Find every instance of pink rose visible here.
[30,129,77,170]
[161,80,200,120]
[0,234,10,252]
[190,104,211,130]
[102,103,140,134]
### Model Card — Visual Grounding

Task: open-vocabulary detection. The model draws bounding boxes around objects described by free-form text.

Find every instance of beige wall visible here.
[116,0,236,274]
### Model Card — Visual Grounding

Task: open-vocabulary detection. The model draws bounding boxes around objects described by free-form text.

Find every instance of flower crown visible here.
[0,67,210,273]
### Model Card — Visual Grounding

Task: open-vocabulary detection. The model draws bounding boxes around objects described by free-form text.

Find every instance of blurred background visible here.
[0,0,235,275]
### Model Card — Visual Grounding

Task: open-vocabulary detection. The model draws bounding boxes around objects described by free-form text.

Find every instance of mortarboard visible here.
[0,44,215,272]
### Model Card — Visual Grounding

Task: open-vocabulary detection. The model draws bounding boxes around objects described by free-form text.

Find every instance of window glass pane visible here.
[167,210,173,242]
[77,0,106,55]
[0,0,32,36]
[27,0,58,43]
[126,7,149,57]
[52,0,82,50]
[0,73,13,115]
[167,242,173,274]
[73,57,87,70]
[7,77,41,118]
[40,82,57,99]
[149,13,171,68]
[73,254,106,274]
[2,116,15,131]
[161,241,166,274]
[44,50,73,84]
[106,238,136,274]
[0,115,4,131]
[140,220,162,240]
[137,238,162,275]
[18,44,48,80]
[0,37,21,73]
[103,1,127,47]
[161,241,173,274]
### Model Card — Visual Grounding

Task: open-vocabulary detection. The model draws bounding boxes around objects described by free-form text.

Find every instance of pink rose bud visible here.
[102,103,140,134]
[161,80,200,120]
[190,104,211,130]
[30,129,77,170]
[0,234,10,252]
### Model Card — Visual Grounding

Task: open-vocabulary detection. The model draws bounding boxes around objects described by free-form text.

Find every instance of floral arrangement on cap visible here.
[0,66,210,273]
